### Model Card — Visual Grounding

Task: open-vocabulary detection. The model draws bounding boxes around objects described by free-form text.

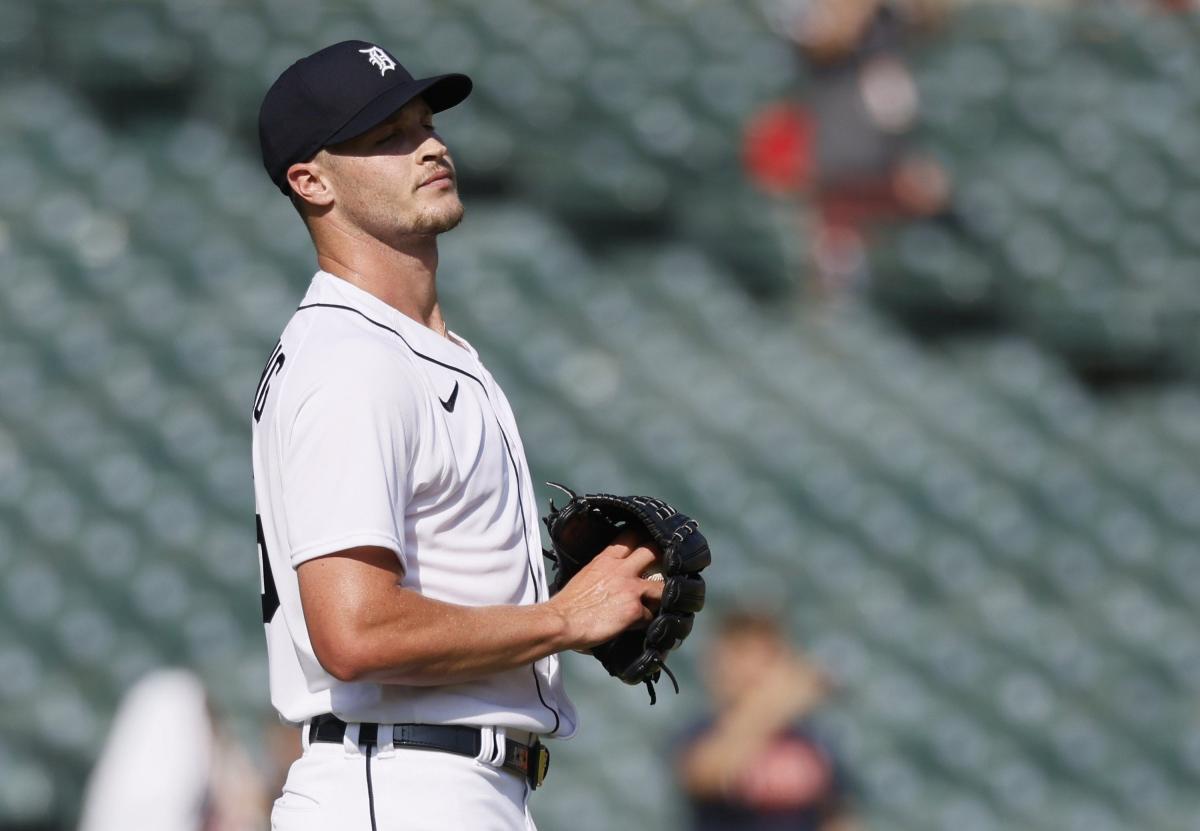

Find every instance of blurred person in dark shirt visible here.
[674,613,858,831]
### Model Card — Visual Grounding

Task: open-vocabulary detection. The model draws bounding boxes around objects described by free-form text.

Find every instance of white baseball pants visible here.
[272,723,539,831]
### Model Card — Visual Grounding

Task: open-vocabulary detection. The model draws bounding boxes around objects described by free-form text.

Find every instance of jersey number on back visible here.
[257,513,280,624]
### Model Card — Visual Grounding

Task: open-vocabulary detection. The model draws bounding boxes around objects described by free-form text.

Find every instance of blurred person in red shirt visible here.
[674,612,858,831]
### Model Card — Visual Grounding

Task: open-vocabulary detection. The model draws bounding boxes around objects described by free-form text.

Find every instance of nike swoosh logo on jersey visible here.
[440,381,459,413]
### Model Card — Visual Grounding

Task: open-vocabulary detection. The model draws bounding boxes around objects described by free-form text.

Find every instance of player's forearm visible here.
[318,590,573,686]
[299,542,658,686]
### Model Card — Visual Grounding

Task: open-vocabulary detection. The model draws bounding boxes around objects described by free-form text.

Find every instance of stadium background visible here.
[3,0,1200,829]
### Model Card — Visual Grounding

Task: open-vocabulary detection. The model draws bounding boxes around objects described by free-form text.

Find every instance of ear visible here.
[286,157,335,209]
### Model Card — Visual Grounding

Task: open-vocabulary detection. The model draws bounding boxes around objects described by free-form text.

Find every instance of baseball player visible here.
[251,41,665,830]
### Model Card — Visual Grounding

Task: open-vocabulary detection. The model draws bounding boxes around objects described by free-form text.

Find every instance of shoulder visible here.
[278,315,425,416]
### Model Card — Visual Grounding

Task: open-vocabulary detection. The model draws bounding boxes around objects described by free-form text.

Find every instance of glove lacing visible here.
[644,661,680,705]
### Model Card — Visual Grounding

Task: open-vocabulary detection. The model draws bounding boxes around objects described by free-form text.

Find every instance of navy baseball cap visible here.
[258,40,472,195]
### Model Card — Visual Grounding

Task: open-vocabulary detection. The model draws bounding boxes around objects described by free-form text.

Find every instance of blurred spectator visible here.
[750,0,950,292]
[674,612,858,831]
[77,670,279,831]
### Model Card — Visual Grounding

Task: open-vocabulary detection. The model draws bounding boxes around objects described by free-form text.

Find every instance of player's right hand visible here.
[548,529,665,650]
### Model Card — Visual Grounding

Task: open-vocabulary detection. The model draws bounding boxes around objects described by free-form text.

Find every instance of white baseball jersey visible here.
[251,270,577,738]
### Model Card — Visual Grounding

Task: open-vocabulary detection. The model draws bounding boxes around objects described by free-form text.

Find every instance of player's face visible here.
[322,97,464,239]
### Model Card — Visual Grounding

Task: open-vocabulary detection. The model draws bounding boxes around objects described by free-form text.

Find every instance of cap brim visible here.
[324,73,473,148]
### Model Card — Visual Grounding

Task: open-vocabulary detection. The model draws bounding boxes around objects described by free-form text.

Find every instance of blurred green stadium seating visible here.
[875,2,1200,379]
[3,2,1200,830]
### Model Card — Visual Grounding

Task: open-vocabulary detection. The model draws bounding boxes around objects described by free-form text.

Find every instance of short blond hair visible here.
[716,610,785,641]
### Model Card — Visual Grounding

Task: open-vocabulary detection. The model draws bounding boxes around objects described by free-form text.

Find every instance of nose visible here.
[419,134,449,165]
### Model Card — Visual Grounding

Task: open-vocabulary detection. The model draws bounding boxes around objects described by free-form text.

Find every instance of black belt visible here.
[308,714,550,790]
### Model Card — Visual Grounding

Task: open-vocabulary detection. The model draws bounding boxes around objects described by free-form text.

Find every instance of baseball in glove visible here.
[542,483,711,703]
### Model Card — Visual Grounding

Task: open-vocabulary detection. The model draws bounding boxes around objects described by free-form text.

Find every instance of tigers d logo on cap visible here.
[358,45,396,76]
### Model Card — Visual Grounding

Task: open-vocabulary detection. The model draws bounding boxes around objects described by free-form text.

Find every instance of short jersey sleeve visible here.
[276,338,417,570]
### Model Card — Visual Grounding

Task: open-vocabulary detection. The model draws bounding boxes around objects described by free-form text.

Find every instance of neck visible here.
[312,221,447,337]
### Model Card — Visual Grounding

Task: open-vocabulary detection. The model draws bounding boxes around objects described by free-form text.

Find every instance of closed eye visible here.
[370,118,434,147]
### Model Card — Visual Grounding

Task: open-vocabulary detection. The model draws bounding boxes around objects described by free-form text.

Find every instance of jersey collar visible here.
[307,270,480,371]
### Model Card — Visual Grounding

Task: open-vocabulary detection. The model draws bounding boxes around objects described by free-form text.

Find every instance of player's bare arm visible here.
[299,529,664,685]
